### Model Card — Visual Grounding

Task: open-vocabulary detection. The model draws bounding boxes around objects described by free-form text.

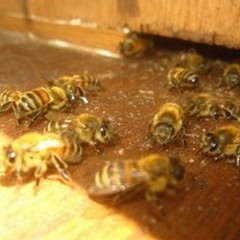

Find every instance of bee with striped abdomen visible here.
[223,63,240,88]
[186,93,222,118]
[187,92,240,121]
[167,67,199,91]
[10,85,71,126]
[52,73,101,101]
[45,113,113,152]
[0,131,83,190]
[148,102,185,145]
[176,48,204,72]
[200,124,240,166]
[88,154,184,210]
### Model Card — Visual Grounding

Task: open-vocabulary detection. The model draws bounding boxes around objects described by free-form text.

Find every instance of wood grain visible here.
[0,33,240,240]
[0,0,239,51]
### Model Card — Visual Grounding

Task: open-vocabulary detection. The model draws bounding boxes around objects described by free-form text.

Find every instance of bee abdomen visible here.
[95,161,138,188]
[17,88,51,113]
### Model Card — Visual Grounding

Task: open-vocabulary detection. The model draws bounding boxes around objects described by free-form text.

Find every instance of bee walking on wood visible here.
[167,67,199,91]
[0,78,92,126]
[52,73,101,100]
[148,102,185,145]
[176,48,204,72]
[0,131,83,190]
[45,113,113,152]
[222,63,240,88]
[200,124,240,166]
[88,154,184,210]
[118,32,151,57]
[187,93,240,121]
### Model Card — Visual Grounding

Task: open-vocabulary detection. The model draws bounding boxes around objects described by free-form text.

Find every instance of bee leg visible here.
[181,125,187,148]
[92,142,102,154]
[51,154,72,183]
[0,101,12,114]
[33,164,47,194]
[145,191,166,217]
[235,146,240,167]
[78,87,89,104]
[26,110,45,127]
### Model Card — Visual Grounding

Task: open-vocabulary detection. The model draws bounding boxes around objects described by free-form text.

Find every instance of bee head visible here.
[225,73,240,88]
[154,123,174,145]
[1,145,18,173]
[200,133,221,157]
[98,120,113,144]
[118,40,135,57]
[170,158,185,181]
[187,74,199,86]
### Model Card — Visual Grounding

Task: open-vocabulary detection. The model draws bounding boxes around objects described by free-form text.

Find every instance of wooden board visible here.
[0,0,240,50]
[0,33,240,240]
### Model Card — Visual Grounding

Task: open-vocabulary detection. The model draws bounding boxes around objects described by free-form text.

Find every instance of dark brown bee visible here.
[88,154,184,209]
[167,67,199,90]
[148,102,185,145]
[118,32,151,57]
[200,124,240,166]
[223,63,240,88]
[0,131,83,190]
[44,113,113,152]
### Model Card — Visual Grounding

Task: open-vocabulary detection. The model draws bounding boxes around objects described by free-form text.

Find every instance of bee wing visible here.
[88,160,150,196]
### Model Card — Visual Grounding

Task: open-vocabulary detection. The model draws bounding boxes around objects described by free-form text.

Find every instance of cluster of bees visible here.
[0,33,240,212]
[0,74,114,191]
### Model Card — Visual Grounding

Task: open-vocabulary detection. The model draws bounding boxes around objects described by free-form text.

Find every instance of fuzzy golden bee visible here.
[0,74,95,126]
[52,74,101,97]
[0,85,73,126]
[88,154,184,209]
[167,67,199,91]
[0,131,83,189]
[223,63,240,88]
[200,124,240,165]
[45,113,113,152]
[118,32,151,57]
[148,102,185,145]
[176,48,204,72]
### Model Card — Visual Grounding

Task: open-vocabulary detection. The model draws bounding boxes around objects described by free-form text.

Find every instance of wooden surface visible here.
[0,0,240,50]
[0,34,240,240]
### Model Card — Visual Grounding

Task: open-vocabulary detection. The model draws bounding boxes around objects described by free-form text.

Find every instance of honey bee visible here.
[167,67,199,91]
[0,89,21,114]
[187,93,240,120]
[186,93,222,118]
[177,48,204,72]
[0,131,83,189]
[52,74,101,97]
[223,63,240,88]
[0,85,72,126]
[45,113,113,152]
[88,154,184,209]
[0,79,91,126]
[148,102,185,145]
[118,32,151,57]
[200,124,240,165]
